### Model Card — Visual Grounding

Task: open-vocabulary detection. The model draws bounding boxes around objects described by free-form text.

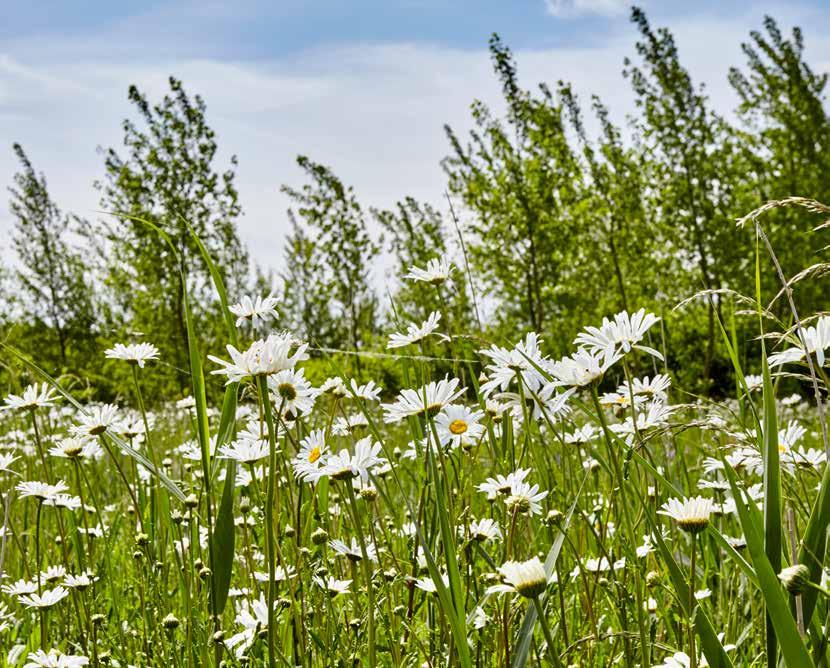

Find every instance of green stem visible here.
[344,482,376,668]
[258,376,279,668]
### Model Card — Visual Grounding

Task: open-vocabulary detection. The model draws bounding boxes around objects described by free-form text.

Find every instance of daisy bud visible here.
[92,613,105,626]
[171,510,184,525]
[359,486,378,501]
[779,564,810,595]
[162,457,173,468]
[132,550,143,561]
[545,509,563,527]
[393,605,406,616]
[213,630,225,643]
[311,528,328,545]
[646,570,661,588]
[184,494,199,509]
[239,497,251,514]
[284,524,295,537]
[199,567,212,581]
[194,559,204,571]
[163,613,179,630]
[135,532,149,547]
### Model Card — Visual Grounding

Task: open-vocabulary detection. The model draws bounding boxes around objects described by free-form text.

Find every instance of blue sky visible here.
[2,0,829,272]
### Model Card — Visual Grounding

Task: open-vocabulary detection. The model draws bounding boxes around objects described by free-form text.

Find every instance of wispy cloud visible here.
[544,0,630,18]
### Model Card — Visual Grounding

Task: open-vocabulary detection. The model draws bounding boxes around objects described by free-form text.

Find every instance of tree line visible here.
[2,9,828,401]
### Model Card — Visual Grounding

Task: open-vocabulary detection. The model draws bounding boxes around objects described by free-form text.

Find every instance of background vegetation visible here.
[2,9,828,401]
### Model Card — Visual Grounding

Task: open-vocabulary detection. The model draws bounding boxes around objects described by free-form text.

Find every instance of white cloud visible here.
[545,0,629,18]
[1,4,828,277]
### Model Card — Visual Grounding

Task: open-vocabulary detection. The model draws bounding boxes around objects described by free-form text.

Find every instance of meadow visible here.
[1,197,830,667]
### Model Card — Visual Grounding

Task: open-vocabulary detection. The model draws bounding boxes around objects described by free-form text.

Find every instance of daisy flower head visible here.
[18,586,70,609]
[320,376,348,397]
[0,452,20,474]
[229,293,279,327]
[488,557,549,599]
[320,437,386,482]
[23,649,89,668]
[403,254,453,285]
[618,374,672,403]
[2,383,58,412]
[478,468,531,500]
[387,311,442,349]
[209,332,308,384]
[466,517,502,543]
[293,430,329,482]
[574,309,663,362]
[505,480,548,516]
[16,480,69,502]
[313,575,351,597]
[104,342,159,368]
[435,404,485,449]
[267,368,317,418]
[329,538,378,562]
[769,316,830,368]
[479,333,548,396]
[548,348,620,388]
[658,496,713,533]
[381,375,465,424]
[349,379,382,402]
[71,404,120,437]
[219,437,269,464]
[49,436,101,461]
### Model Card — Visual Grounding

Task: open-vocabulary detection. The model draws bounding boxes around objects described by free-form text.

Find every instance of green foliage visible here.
[280,156,380,357]
[8,143,95,370]
[92,77,248,392]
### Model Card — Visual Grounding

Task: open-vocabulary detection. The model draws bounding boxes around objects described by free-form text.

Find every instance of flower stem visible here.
[345,482,376,668]
[689,537,697,668]
[258,375,279,668]
[533,596,562,668]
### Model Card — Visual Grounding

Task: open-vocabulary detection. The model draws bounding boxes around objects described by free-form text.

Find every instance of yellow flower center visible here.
[449,419,468,435]
[307,446,321,463]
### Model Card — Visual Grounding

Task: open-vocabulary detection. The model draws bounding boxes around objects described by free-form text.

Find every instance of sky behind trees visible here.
[2,0,829,266]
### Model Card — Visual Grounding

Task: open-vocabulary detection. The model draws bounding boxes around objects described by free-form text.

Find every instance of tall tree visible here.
[624,7,744,385]
[8,143,94,367]
[281,156,380,357]
[443,34,581,337]
[729,17,830,312]
[94,77,248,388]
[560,85,655,316]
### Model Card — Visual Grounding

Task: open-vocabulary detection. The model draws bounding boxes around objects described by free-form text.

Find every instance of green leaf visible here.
[212,385,239,615]
[722,458,813,667]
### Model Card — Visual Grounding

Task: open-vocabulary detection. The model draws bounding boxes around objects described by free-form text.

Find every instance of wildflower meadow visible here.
[3,5,830,668]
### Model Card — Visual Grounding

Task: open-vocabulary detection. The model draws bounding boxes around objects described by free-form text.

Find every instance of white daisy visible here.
[104,342,160,368]
[209,333,308,384]
[381,376,465,423]
[229,293,279,327]
[434,404,485,449]
[487,557,549,598]
[658,496,713,533]
[403,255,453,285]
[2,384,59,412]
[387,311,442,349]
